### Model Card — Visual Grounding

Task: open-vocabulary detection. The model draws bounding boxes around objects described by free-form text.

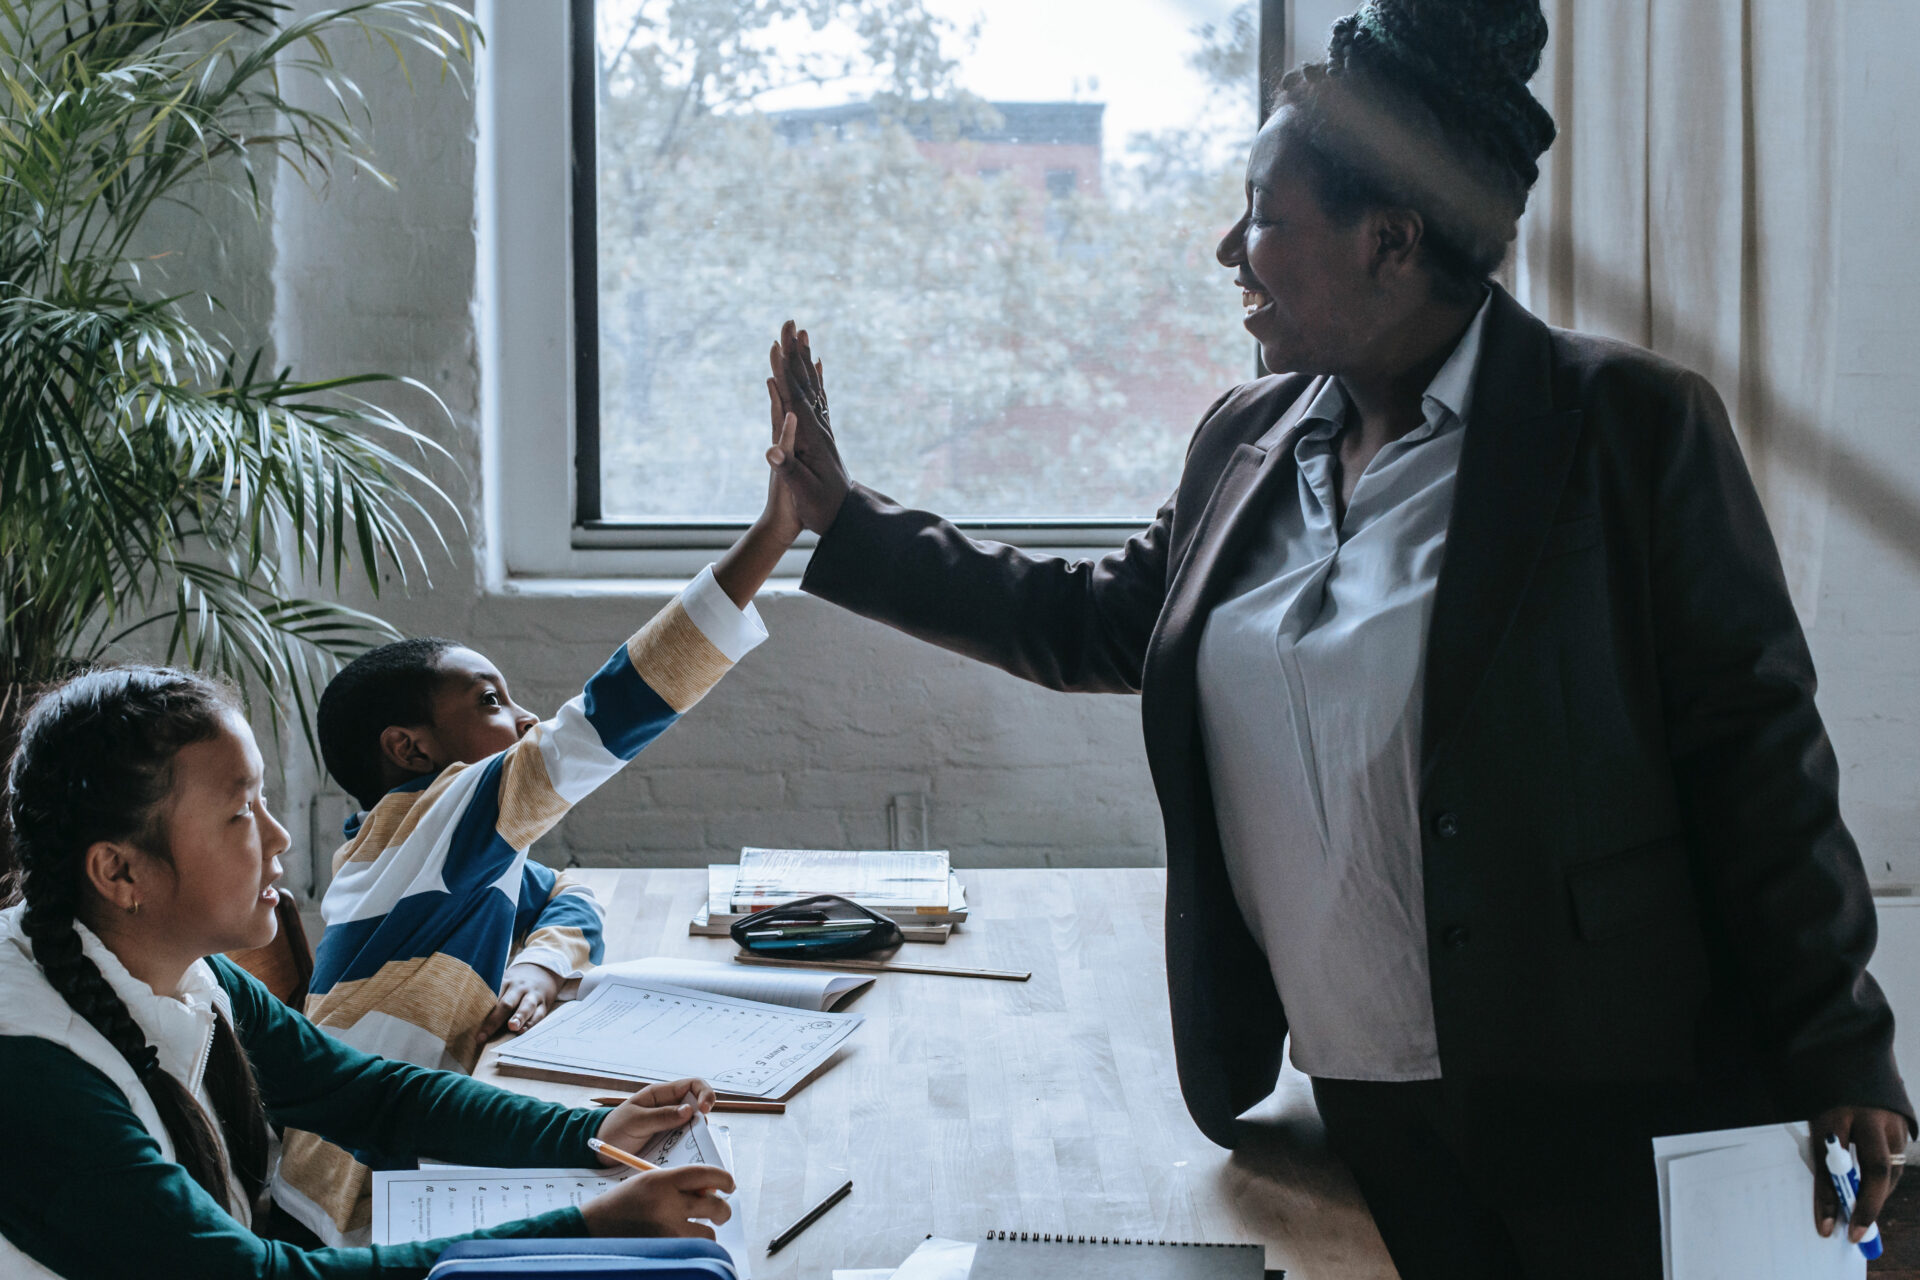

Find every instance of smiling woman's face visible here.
[1215,109,1382,377]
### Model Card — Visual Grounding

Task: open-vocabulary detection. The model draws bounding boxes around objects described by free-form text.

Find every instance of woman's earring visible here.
[127,900,139,916]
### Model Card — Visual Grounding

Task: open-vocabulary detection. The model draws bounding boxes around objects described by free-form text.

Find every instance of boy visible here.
[273,396,803,1245]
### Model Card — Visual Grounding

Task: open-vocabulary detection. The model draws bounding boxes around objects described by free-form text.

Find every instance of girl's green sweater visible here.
[0,956,610,1279]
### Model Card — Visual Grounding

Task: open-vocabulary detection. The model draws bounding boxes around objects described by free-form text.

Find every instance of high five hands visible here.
[766,320,851,535]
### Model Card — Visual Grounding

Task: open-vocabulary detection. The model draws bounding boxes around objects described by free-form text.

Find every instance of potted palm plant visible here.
[0,0,480,808]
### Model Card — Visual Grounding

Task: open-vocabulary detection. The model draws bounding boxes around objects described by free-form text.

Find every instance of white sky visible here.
[753,0,1249,157]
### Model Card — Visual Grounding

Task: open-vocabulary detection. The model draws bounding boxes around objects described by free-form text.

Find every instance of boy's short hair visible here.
[319,637,461,810]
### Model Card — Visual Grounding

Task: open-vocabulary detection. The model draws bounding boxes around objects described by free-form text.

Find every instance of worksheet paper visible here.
[496,981,863,1097]
[370,1116,752,1277]
[1654,1122,1865,1280]
[579,956,872,1011]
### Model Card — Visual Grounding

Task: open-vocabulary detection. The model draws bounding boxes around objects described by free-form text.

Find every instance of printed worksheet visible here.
[371,1116,751,1277]
[496,980,863,1098]
[578,956,872,1011]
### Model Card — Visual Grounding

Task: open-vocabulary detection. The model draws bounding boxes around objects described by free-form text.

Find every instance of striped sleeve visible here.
[494,564,768,853]
[511,863,606,980]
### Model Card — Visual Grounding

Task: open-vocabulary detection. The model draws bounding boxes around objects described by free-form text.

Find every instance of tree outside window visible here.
[589,0,1257,522]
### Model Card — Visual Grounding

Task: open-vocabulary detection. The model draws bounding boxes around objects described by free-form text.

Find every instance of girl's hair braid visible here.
[7,666,270,1208]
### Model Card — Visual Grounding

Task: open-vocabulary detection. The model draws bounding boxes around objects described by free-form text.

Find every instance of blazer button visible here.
[1434,811,1461,839]
[1442,925,1471,949]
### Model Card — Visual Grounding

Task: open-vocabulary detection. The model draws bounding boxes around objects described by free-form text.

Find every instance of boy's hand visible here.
[479,963,564,1041]
[595,1078,717,1150]
[767,319,851,535]
[759,378,804,545]
[579,1165,735,1240]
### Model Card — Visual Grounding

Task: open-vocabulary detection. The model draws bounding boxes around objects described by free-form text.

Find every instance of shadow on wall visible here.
[1531,250,1920,579]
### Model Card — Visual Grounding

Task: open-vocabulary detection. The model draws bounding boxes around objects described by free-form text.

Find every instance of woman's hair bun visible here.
[1327,0,1555,185]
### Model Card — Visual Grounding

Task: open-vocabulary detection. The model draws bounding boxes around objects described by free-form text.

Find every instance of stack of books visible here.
[690,847,967,942]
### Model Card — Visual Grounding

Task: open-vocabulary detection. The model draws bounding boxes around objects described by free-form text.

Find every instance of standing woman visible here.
[764,1,1911,1274]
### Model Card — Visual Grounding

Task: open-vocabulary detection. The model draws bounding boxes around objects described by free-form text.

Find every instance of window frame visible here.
[483,0,1285,577]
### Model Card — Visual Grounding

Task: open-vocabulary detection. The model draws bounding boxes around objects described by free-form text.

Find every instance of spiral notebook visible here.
[969,1231,1273,1280]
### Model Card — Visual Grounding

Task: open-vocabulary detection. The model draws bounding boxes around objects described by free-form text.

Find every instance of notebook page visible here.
[580,956,872,1010]
[372,1116,749,1276]
[496,981,863,1097]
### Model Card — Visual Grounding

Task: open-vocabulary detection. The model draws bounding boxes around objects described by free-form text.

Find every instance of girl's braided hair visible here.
[1273,0,1557,302]
[6,666,270,1209]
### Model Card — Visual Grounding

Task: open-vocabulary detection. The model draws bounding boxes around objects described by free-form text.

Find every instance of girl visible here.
[0,666,733,1279]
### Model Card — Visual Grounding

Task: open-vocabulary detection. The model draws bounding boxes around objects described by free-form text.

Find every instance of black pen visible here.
[766,1178,853,1255]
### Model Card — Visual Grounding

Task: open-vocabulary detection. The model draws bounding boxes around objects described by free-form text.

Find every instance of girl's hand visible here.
[594,1078,717,1151]
[478,963,564,1042]
[579,1164,735,1240]
[767,319,851,534]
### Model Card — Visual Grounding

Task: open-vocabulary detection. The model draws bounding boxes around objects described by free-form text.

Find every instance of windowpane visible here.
[591,0,1256,521]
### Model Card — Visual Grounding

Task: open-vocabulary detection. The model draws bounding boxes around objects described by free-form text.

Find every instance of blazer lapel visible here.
[1421,287,1584,780]
[1142,379,1326,767]
[1158,377,1327,656]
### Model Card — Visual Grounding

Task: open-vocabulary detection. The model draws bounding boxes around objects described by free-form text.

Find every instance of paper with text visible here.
[580,956,871,1011]
[497,980,862,1097]
[371,1116,752,1276]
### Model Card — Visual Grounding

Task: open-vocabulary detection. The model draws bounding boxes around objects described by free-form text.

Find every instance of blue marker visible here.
[1823,1135,1885,1260]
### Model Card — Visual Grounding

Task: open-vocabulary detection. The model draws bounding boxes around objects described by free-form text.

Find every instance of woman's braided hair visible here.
[6,666,270,1209]
[1274,0,1557,302]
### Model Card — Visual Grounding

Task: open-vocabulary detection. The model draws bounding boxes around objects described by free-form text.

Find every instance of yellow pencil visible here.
[587,1138,659,1173]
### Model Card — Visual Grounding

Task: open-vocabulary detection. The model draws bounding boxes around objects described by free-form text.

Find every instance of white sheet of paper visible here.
[497,981,863,1098]
[889,1236,979,1280]
[580,956,872,1011]
[832,1271,900,1280]
[370,1166,619,1246]
[370,1115,751,1277]
[1655,1122,1864,1280]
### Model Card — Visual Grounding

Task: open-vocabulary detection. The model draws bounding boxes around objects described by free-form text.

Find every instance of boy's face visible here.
[384,646,538,779]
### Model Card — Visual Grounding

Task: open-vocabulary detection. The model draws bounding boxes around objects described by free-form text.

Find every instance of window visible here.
[567,0,1281,541]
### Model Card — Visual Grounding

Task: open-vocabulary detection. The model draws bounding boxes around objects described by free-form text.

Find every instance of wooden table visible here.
[476,868,1398,1279]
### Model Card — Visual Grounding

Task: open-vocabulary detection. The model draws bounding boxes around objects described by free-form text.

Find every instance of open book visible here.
[732,848,950,912]
[578,956,872,1012]
[497,970,865,1098]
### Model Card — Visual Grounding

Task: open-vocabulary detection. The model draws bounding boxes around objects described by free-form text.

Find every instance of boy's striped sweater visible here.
[274,567,766,1245]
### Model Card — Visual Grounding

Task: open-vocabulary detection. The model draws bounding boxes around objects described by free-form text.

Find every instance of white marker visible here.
[1824,1134,1885,1260]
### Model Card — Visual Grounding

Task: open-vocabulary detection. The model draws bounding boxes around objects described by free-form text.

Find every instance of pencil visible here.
[587,1138,659,1173]
[766,1178,853,1255]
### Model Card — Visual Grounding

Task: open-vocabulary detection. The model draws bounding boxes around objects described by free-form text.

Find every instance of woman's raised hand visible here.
[578,1164,735,1240]
[766,319,851,534]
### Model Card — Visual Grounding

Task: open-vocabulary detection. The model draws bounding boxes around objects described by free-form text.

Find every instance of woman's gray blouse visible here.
[1195,296,1490,1083]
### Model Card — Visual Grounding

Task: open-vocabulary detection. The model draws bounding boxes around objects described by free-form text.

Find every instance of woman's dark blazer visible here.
[799,284,1911,1147]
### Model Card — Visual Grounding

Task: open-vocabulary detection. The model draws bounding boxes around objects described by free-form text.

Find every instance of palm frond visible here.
[0,0,480,751]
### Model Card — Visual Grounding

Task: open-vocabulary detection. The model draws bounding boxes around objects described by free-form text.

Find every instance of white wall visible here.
[250,2,1915,902]
[1805,0,1920,885]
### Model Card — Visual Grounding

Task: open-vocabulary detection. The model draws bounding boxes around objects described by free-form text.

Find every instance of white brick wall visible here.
[253,2,1915,900]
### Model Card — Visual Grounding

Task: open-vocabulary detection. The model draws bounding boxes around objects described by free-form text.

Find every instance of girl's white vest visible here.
[0,903,247,1278]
